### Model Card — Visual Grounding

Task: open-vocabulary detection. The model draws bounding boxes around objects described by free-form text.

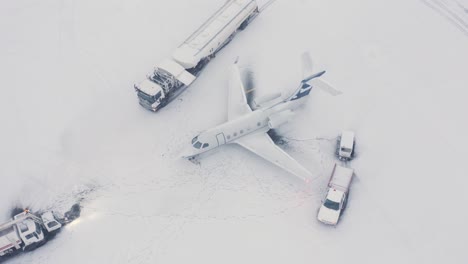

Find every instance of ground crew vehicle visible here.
[317,164,354,225]
[0,210,62,258]
[134,0,262,112]
[337,131,355,160]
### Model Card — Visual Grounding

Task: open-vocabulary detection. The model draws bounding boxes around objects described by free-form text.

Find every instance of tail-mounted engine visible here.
[268,110,294,129]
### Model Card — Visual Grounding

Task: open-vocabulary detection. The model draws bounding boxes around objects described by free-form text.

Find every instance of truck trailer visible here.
[134,0,261,112]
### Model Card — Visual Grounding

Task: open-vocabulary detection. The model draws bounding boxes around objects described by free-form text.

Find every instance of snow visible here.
[1,0,468,263]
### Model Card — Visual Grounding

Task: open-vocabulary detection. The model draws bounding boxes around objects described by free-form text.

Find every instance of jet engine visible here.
[268,110,294,129]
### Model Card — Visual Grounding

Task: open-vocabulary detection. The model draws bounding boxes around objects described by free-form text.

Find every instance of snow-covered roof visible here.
[340,131,355,148]
[173,0,256,68]
[327,188,345,202]
[136,79,162,96]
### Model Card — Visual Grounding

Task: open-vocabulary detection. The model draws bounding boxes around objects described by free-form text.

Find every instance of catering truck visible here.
[0,210,62,258]
[317,164,354,225]
[134,0,263,112]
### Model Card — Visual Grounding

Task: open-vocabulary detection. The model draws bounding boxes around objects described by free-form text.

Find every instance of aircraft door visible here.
[216,133,226,146]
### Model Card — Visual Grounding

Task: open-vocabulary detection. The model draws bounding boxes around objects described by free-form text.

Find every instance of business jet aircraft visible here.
[182,53,338,181]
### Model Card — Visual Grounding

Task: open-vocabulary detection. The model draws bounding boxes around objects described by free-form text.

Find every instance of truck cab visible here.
[135,78,166,111]
[134,60,195,112]
[15,219,44,248]
[40,212,62,233]
[317,189,347,225]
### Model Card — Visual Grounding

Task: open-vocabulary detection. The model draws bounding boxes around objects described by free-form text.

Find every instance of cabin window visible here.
[240,130,244,134]
[257,122,261,127]
[227,135,231,140]
[202,143,209,148]
[233,132,237,137]
[194,141,202,149]
[25,234,34,240]
[191,136,198,144]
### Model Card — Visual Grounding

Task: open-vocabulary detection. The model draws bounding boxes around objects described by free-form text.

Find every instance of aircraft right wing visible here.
[235,132,313,182]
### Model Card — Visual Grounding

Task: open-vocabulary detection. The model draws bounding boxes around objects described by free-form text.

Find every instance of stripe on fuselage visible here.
[290,83,312,101]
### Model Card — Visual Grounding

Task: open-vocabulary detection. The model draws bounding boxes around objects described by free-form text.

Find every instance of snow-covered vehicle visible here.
[134,0,260,112]
[337,131,355,161]
[317,164,354,225]
[0,210,62,258]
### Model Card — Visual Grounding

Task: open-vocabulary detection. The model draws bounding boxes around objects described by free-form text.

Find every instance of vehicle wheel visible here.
[342,193,349,210]
[239,20,249,30]
[23,242,38,252]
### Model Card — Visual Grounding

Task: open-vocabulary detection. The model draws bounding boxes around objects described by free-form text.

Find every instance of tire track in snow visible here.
[421,0,468,36]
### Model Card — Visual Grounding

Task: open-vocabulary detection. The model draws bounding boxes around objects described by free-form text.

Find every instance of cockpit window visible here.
[194,141,202,149]
[18,223,29,233]
[191,136,198,144]
[202,143,209,148]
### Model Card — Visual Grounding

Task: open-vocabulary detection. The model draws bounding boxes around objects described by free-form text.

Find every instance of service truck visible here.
[317,164,354,225]
[0,210,62,258]
[134,0,263,112]
[337,131,355,161]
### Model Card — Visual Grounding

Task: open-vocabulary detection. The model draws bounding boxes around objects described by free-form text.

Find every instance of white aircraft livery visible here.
[182,53,338,181]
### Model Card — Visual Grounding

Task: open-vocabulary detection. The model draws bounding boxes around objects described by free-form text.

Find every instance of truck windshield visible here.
[341,147,352,152]
[138,91,155,102]
[47,221,59,228]
[35,222,42,234]
[324,199,340,210]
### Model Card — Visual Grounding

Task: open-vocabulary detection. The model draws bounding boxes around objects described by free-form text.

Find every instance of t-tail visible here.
[287,70,326,101]
[286,52,341,102]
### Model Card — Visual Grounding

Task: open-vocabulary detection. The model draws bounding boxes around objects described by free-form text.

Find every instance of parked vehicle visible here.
[337,131,355,161]
[0,210,62,258]
[317,164,354,225]
[134,0,261,112]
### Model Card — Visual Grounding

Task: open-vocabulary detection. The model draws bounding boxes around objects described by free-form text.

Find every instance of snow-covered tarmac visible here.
[1,0,467,263]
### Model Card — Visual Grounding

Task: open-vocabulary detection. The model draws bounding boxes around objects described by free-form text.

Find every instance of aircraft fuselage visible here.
[183,99,301,157]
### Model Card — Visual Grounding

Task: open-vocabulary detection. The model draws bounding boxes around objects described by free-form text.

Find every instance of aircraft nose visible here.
[181,145,198,159]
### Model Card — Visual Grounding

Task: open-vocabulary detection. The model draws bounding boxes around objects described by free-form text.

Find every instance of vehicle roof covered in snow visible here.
[327,188,345,202]
[173,0,256,68]
[329,164,354,192]
[340,131,355,148]
[137,78,162,96]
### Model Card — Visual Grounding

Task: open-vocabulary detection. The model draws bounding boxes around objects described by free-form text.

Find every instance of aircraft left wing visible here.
[227,63,252,120]
[235,132,313,182]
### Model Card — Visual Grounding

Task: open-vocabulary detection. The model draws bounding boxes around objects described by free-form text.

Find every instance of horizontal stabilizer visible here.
[302,70,326,84]
[311,78,342,96]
